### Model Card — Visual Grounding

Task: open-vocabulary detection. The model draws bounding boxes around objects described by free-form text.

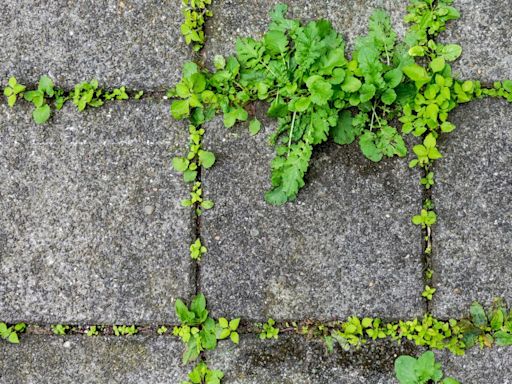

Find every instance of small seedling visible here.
[190,238,207,260]
[3,76,26,107]
[395,351,460,384]
[113,325,138,336]
[422,285,437,301]
[157,325,168,335]
[51,324,70,335]
[182,361,224,384]
[258,318,279,340]
[0,322,26,344]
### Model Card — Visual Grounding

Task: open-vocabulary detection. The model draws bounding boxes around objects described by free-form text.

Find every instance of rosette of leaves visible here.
[394,351,460,384]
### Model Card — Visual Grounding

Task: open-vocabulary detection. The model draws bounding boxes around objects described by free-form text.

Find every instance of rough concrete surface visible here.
[0,100,194,324]
[0,335,187,384]
[438,347,512,384]
[203,0,408,65]
[0,0,190,90]
[200,115,424,321]
[431,99,512,318]
[440,0,512,82]
[208,334,420,384]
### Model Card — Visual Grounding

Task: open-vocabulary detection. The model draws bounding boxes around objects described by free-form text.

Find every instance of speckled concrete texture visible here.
[440,0,512,82]
[0,335,187,384]
[208,334,420,384]
[438,347,512,384]
[200,114,424,321]
[431,99,512,318]
[0,100,194,324]
[0,0,190,90]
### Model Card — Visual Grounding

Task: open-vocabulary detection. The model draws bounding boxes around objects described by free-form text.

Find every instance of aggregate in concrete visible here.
[208,334,420,384]
[203,0,408,66]
[431,99,512,318]
[0,335,187,384]
[438,347,512,384]
[200,115,424,321]
[0,100,194,324]
[0,0,191,90]
[440,0,512,82]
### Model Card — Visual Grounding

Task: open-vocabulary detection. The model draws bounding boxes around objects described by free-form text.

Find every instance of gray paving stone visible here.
[200,115,424,321]
[431,99,512,318]
[438,348,512,384]
[203,0,407,64]
[440,0,512,82]
[0,335,187,384]
[208,334,419,384]
[0,100,194,324]
[0,0,191,90]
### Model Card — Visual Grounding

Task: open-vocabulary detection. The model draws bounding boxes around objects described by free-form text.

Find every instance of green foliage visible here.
[412,209,437,228]
[51,324,70,335]
[113,325,138,336]
[394,351,460,384]
[3,76,132,124]
[182,361,224,384]
[422,285,437,301]
[181,0,213,52]
[258,318,279,340]
[86,325,99,337]
[158,325,168,335]
[190,238,207,260]
[181,181,214,215]
[174,293,239,364]
[0,322,26,344]
[3,76,26,107]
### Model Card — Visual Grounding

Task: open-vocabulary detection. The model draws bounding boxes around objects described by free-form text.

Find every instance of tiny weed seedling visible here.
[190,238,208,260]
[422,285,437,301]
[258,318,279,340]
[157,325,168,335]
[0,322,26,344]
[174,293,239,364]
[182,361,224,384]
[51,324,70,335]
[3,76,26,107]
[395,351,460,384]
[113,325,138,336]
[86,325,100,337]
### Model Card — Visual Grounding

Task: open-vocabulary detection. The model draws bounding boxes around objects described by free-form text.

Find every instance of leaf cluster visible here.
[181,0,213,52]
[0,322,26,344]
[182,361,224,384]
[395,351,460,384]
[257,318,279,340]
[174,294,240,364]
[112,324,138,336]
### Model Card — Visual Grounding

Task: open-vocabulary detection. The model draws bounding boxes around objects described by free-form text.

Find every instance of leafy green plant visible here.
[181,0,213,51]
[422,285,437,301]
[51,324,70,335]
[412,209,437,228]
[86,325,99,337]
[181,181,214,215]
[3,76,26,107]
[258,318,279,340]
[182,361,224,384]
[174,293,239,364]
[113,325,138,336]
[72,80,104,111]
[395,351,460,384]
[0,322,26,344]
[216,317,240,344]
[23,75,55,124]
[190,238,208,260]
[158,325,168,335]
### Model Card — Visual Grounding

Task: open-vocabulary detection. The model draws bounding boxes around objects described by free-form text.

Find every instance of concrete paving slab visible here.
[0,0,191,90]
[0,100,194,324]
[208,334,419,384]
[203,0,407,64]
[200,115,424,321]
[431,99,512,318]
[0,335,187,384]
[438,347,512,384]
[440,0,512,82]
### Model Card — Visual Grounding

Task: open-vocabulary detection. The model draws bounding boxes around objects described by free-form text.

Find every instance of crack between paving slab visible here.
[421,166,434,315]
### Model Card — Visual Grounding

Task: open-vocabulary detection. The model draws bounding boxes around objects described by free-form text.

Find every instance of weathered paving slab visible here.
[441,0,512,82]
[208,334,419,383]
[0,0,190,90]
[438,348,512,384]
[0,335,187,383]
[200,115,424,321]
[431,99,512,318]
[0,100,194,324]
[203,0,408,63]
